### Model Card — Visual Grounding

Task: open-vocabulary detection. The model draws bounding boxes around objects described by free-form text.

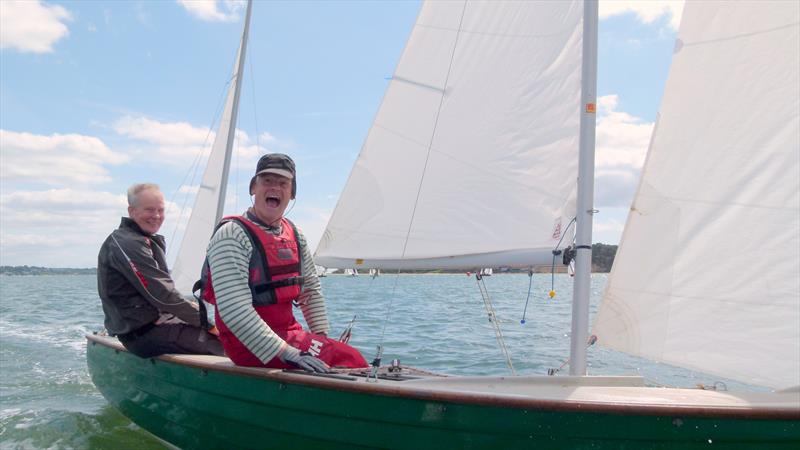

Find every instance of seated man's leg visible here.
[285,330,368,368]
[119,324,225,358]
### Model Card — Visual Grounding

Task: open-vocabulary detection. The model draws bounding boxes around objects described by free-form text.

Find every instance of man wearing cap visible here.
[97,183,224,358]
[201,153,368,372]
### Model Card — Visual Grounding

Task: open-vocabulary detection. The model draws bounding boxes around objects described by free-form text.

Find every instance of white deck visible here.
[401,375,799,409]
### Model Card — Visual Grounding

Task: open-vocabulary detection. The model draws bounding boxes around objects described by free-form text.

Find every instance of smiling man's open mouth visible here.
[265,195,281,207]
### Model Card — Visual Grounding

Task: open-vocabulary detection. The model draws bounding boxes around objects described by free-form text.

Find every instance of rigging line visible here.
[364,267,383,340]
[166,36,242,254]
[553,217,577,250]
[166,76,234,255]
[476,274,516,374]
[520,269,534,324]
[234,121,240,213]
[547,334,596,376]
[550,217,576,294]
[373,1,469,354]
[377,269,403,345]
[397,0,468,263]
[248,49,261,153]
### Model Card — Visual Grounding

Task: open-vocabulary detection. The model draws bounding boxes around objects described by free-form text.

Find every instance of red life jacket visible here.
[198,215,305,362]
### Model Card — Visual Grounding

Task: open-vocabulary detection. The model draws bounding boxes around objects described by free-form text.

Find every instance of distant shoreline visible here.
[0,266,96,276]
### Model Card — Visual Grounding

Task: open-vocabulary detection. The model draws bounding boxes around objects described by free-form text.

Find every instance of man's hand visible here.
[207,326,219,336]
[281,350,330,373]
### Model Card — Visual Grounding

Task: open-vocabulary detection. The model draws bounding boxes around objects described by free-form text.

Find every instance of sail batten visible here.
[315,1,585,270]
[593,1,800,390]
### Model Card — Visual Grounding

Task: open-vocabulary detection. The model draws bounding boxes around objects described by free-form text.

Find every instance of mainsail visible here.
[315,1,585,270]
[593,1,800,390]
[171,2,252,294]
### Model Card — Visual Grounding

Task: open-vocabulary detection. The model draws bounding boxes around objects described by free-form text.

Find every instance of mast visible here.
[170,0,253,294]
[216,0,252,222]
[569,0,598,376]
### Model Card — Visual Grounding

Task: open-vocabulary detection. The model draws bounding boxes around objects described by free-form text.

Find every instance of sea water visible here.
[0,273,758,449]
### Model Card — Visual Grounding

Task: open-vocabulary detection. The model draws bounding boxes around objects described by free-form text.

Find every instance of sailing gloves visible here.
[280,348,330,373]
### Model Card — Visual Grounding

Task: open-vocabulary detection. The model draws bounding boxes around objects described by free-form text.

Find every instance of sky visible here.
[0,0,684,268]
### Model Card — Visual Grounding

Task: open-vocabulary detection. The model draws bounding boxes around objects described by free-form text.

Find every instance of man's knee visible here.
[118,336,162,358]
[119,324,225,357]
[171,324,225,356]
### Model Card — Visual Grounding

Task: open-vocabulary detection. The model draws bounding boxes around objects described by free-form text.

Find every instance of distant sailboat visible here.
[87,1,799,448]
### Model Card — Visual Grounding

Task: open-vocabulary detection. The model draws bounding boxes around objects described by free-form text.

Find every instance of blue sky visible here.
[0,0,683,267]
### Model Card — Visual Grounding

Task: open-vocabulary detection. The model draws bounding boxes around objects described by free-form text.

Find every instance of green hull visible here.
[86,336,799,449]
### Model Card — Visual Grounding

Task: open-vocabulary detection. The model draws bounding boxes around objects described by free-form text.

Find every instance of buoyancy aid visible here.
[192,215,368,369]
[196,216,306,361]
[200,215,304,307]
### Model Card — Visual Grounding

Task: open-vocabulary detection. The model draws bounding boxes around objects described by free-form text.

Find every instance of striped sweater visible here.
[206,215,329,364]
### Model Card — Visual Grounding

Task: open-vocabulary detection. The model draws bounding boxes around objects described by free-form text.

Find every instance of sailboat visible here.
[86,1,799,448]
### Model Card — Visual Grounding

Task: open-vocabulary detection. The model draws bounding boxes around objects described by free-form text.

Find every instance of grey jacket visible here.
[97,217,201,335]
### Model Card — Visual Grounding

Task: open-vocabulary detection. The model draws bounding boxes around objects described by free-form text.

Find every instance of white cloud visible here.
[0,188,186,267]
[592,209,629,245]
[0,0,72,54]
[259,131,276,143]
[177,0,245,23]
[594,95,653,208]
[600,0,684,30]
[0,189,125,266]
[113,116,209,147]
[0,188,126,213]
[0,129,129,186]
[112,115,263,168]
[233,129,263,161]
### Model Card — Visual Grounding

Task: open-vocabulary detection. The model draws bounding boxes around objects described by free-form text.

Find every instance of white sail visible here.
[593,1,800,390]
[171,3,252,294]
[315,1,585,270]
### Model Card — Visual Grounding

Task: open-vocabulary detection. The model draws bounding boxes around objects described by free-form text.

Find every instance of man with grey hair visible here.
[97,183,223,358]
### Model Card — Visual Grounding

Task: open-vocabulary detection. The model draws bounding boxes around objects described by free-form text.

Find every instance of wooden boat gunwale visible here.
[87,334,800,420]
